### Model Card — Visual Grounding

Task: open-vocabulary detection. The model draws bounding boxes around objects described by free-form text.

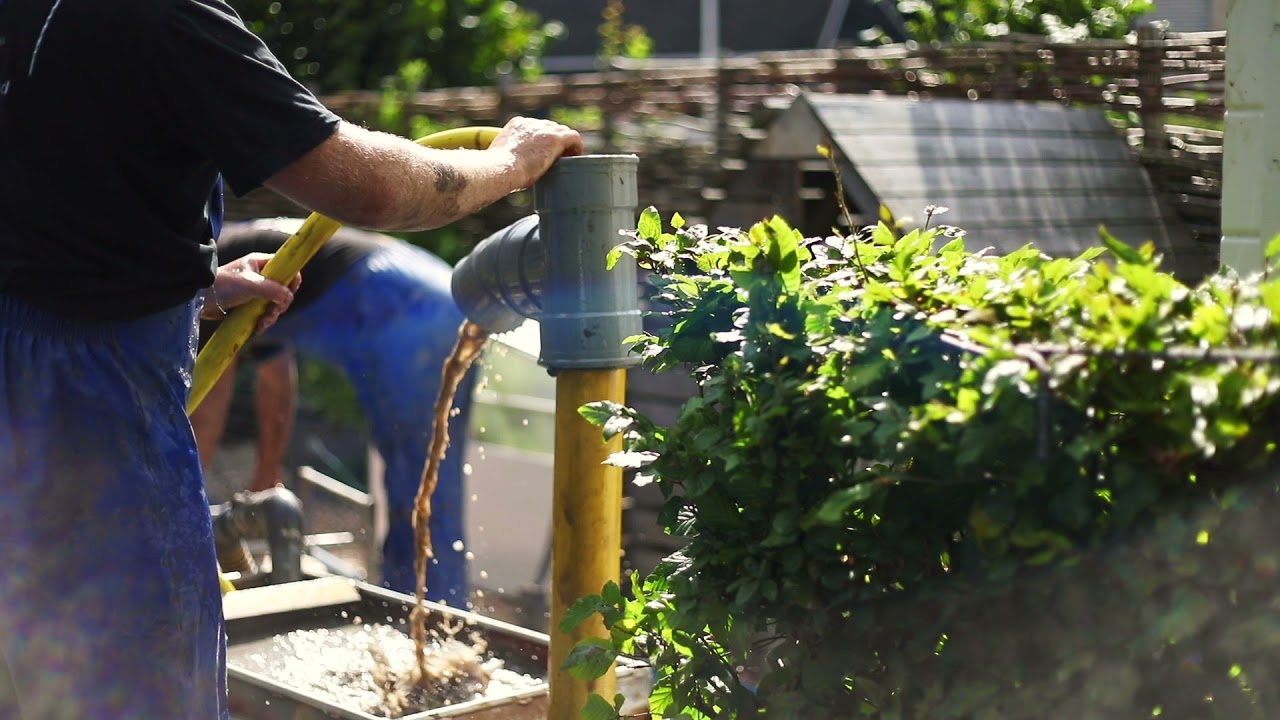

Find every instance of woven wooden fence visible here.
[228,28,1226,247]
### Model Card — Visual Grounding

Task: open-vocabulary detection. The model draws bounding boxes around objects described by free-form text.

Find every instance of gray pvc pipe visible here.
[450,213,543,335]
[533,154,642,370]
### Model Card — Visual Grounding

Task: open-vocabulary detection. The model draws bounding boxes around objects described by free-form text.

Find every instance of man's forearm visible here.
[265,117,579,232]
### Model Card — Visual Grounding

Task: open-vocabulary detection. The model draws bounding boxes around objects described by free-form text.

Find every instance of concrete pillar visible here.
[1219,0,1280,273]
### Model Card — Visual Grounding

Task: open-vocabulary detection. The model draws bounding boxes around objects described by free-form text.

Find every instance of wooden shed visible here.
[735,91,1214,282]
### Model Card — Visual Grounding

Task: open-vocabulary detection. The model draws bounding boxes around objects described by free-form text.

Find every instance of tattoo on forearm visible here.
[431,162,467,195]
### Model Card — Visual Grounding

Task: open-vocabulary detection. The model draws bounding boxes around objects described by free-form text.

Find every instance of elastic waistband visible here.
[0,292,198,348]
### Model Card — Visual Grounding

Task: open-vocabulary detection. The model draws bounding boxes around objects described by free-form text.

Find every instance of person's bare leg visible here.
[251,350,298,491]
[189,357,238,469]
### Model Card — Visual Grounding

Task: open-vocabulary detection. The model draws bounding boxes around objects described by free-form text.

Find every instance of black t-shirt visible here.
[0,0,341,321]
[196,220,393,355]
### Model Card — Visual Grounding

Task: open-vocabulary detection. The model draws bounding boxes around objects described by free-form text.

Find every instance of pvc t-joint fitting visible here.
[451,154,642,370]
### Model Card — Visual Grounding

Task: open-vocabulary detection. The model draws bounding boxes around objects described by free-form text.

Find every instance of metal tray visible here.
[225,578,549,720]
[224,578,651,720]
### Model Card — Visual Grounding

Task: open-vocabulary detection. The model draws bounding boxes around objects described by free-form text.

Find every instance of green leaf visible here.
[938,236,966,254]
[802,650,851,692]
[602,580,624,606]
[600,414,635,441]
[562,637,618,681]
[559,594,608,633]
[580,693,617,720]
[764,215,804,292]
[766,322,797,340]
[1075,246,1106,263]
[579,401,625,427]
[761,511,798,547]
[692,427,722,452]
[648,677,676,715]
[1098,226,1147,265]
[604,450,659,469]
[804,483,877,527]
[871,222,896,246]
[671,212,686,229]
[637,206,662,240]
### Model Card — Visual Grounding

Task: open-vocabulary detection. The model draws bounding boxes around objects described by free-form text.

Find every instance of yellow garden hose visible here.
[187,126,502,416]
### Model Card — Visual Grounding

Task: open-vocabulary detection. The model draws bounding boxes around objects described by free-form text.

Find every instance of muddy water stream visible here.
[411,320,490,676]
[234,322,524,718]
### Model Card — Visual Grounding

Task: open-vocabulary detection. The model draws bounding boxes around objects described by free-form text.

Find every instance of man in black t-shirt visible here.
[191,219,478,606]
[0,1,583,718]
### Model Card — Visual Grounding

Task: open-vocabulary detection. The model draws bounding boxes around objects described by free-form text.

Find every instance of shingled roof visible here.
[755,92,1210,278]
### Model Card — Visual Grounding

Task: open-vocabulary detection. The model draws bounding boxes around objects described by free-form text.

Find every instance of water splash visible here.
[411,320,490,680]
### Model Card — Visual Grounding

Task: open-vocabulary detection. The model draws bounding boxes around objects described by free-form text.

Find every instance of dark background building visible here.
[523,0,909,72]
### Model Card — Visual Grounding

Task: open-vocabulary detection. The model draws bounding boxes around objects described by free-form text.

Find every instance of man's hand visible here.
[487,116,586,189]
[201,252,300,333]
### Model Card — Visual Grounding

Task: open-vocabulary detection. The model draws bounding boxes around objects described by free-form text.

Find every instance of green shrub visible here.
[233,0,557,92]
[563,208,1280,718]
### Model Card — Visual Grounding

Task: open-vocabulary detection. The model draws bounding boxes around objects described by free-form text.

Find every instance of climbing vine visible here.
[563,207,1280,718]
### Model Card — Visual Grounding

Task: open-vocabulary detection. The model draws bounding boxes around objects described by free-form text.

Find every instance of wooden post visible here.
[1136,22,1168,154]
[547,369,626,720]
